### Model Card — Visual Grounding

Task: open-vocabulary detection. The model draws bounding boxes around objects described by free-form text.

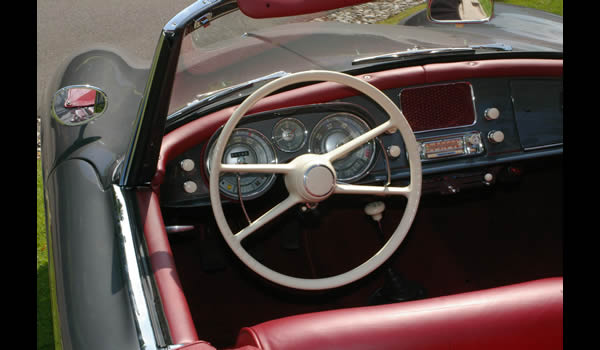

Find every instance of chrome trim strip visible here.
[165,225,196,234]
[352,47,475,65]
[113,185,160,350]
[398,81,478,134]
[523,143,563,151]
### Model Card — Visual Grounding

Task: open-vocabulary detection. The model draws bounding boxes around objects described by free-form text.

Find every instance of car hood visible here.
[170,14,562,114]
[401,4,562,51]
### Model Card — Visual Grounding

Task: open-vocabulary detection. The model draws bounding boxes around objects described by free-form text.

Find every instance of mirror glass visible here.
[428,0,494,23]
[52,86,107,126]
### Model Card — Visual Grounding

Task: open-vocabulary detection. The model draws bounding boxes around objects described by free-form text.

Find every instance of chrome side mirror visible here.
[52,85,108,126]
[428,0,494,23]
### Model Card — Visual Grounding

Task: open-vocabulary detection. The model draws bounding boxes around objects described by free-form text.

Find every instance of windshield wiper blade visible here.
[352,43,512,66]
[167,70,289,121]
[469,43,513,51]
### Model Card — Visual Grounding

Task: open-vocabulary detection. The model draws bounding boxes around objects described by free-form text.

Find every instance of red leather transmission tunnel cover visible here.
[235,277,563,350]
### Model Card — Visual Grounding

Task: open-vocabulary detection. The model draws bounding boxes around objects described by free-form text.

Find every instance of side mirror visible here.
[52,86,107,126]
[428,0,494,23]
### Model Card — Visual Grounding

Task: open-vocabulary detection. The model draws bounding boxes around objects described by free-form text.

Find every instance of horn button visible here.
[304,165,336,198]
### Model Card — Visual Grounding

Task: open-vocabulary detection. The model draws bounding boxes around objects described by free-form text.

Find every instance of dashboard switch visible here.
[387,145,402,159]
[183,181,198,193]
[180,159,195,172]
[484,107,500,120]
[487,130,505,144]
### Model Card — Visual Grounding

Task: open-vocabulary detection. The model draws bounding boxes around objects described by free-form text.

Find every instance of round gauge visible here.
[309,113,376,182]
[206,128,277,200]
[272,118,307,152]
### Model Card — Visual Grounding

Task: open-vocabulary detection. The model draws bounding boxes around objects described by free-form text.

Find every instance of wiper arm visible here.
[167,70,289,121]
[351,43,512,66]
[469,43,513,51]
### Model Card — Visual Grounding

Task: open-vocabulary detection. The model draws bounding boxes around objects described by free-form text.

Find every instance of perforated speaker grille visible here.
[399,82,476,132]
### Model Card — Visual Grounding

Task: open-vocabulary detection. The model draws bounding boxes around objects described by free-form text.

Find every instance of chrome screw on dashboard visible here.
[467,134,482,148]
[484,107,500,120]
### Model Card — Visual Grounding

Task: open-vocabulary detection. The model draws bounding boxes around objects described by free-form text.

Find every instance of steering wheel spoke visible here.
[334,183,412,197]
[325,120,394,163]
[234,194,301,241]
[209,70,421,291]
[219,163,293,174]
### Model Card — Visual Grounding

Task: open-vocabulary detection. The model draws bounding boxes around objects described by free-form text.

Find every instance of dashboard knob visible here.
[365,201,385,221]
[387,145,402,158]
[487,130,505,144]
[484,107,500,120]
[183,181,198,193]
[180,159,195,172]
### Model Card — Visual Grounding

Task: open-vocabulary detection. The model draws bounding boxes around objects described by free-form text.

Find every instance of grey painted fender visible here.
[43,159,141,350]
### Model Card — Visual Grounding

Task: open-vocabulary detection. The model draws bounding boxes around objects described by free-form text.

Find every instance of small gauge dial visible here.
[206,128,277,200]
[272,118,307,153]
[309,113,376,182]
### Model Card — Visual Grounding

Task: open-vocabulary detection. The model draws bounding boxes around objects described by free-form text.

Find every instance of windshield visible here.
[167,1,562,115]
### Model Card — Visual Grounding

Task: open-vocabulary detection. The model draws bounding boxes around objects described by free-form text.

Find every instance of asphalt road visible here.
[37,0,197,116]
[36,0,329,118]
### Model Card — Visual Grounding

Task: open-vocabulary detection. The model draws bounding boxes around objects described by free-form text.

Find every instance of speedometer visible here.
[308,113,376,182]
[205,128,277,200]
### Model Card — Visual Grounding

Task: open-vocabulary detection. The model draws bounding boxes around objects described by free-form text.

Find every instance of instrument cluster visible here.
[204,111,378,200]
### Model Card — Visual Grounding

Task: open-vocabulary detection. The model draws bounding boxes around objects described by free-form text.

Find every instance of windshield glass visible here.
[168,1,562,115]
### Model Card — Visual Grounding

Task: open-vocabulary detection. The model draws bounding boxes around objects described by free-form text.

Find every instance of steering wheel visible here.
[209,70,422,290]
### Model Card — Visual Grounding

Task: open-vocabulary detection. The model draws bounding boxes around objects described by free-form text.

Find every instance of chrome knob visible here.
[365,201,386,222]
[484,107,500,120]
[183,181,198,193]
[180,159,195,172]
[487,130,505,144]
[387,145,402,158]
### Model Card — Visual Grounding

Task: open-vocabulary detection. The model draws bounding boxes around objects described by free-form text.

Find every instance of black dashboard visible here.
[159,76,563,207]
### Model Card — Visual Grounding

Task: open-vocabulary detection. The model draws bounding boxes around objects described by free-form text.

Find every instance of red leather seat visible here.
[235,277,563,350]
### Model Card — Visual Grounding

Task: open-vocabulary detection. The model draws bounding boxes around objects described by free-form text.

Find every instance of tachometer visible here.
[272,118,307,153]
[205,128,277,200]
[308,113,376,182]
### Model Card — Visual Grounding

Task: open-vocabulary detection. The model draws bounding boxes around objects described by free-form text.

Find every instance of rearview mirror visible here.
[428,0,494,23]
[51,86,107,126]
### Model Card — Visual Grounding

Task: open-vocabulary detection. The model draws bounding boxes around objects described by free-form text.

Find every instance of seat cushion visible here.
[235,277,563,350]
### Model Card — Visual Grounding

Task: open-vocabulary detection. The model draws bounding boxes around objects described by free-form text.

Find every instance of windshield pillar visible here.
[119,0,239,187]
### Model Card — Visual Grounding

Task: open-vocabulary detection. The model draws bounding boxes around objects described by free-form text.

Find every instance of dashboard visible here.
[157,60,563,207]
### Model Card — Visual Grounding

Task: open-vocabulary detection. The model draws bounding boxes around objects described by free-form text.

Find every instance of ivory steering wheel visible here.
[209,70,422,290]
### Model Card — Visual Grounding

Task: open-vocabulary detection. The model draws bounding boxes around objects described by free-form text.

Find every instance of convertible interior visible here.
[136,57,562,349]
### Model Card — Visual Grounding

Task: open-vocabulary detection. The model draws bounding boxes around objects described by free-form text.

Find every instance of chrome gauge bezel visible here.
[308,112,377,183]
[205,127,278,200]
[271,117,308,153]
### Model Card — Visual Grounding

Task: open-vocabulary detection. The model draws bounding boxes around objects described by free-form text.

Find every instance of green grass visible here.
[496,0,562,16]
[37,159,54,350]
[378,0,562,25]
[377,3,427,24]
[480,0,494,16]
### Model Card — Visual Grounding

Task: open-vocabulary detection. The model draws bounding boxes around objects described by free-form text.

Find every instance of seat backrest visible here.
[235,277,563,350]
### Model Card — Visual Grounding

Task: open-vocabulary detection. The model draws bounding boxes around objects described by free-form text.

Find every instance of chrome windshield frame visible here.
[119,0,239,187]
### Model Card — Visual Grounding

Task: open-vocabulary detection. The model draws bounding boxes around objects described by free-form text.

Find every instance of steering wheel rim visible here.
[209,70,422,290]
